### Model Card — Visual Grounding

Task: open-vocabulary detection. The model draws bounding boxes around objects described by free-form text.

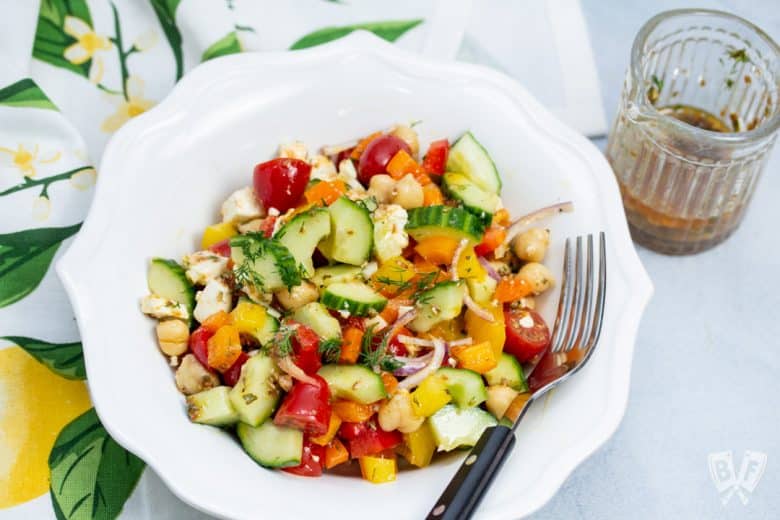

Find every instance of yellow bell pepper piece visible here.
[359,455,397,484]
[410,374,451,418]
[397,421,436,468]
[201,222,237,249]
[414,236,460,265]
[426,316,465,342]
[465,303,505,359]
[311,414,342,446]
[372,256,416,296]
[456,246,486,280]
[450,341,498,374]
[230,300,268,336]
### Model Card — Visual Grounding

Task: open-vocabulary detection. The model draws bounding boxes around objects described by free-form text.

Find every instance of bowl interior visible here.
[64,39,644,519]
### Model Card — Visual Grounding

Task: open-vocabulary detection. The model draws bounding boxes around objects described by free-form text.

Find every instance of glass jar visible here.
[606,9,780,255]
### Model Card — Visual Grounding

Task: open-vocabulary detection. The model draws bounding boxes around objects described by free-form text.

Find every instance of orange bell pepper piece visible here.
[494,275,533,302]
[304,179,347,206]
[340,327,363,364]
[414,236,460,265]
[450,340,498,374]
[493,208,511,226]
[325,438,350,469]
[422,183,444,206]
[351,131,383,160]
[386,149,421,180]
[201,310,231,332]
[474,226,507,257]
[378,297,408,324]
[206,325,242,372]
[381,372,398,395]
[333,400,375,422]
[465,303,505,359]
[311,414,342,446]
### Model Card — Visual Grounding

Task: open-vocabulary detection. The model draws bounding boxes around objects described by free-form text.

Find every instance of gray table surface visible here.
[534,1,779,519]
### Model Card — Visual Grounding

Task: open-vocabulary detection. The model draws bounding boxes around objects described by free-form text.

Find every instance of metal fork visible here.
[427,232,607,520]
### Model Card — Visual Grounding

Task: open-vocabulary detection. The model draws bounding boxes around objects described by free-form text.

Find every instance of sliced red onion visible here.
[447,337,473,348]
[275,355,318,386]
[505,201,574,244]
[383,309,417,344]
[450,239,469,281]
[397,335,435,347]
[398,338,446,390]
[478,256,501,281]
[464,292,495,322]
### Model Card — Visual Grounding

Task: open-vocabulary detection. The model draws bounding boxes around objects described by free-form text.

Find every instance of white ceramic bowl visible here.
[57,31,652,519]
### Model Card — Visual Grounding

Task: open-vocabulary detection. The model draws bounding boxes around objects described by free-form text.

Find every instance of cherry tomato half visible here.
[253,158,311,213]
[339,421,402,458]
[222,351,249,386]
[291,323,322,375]
[421,139,449,175]
[503,307,551,363]
[357,135,410,185]
[208,239,232,257]
[189,327,214,368]
[282,438,325,477]
[274,375,332,436]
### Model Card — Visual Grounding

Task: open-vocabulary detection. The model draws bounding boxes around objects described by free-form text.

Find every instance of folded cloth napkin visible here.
[0,1,603,518]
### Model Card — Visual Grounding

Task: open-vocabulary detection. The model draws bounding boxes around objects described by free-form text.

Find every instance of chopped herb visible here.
[651,75,664,92]
[358,324,401,372]
[725,77,735,89]
[267,323,296,357]
[728,48,750,64]
[318,337,342,363]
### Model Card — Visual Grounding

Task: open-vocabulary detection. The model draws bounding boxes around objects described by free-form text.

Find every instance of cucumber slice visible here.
[406,206,485,244]
[446,132,501,194]
[275,207,331,278]
[409,281,465,333]
[466,276,497,304]
[237,421,303,468]
[186,386,238,426]
[230,235,300,291]
[311,264,364,290]
[317,196,373,266]
[317,364,387,404]
[229,354,280,427]
[437,368,488,408]
[292,302,341,340]
[428,404,498,451]
[442,172,500,225]
[484,353,528,392]
[321,281,387,316]
[147,258,195,322]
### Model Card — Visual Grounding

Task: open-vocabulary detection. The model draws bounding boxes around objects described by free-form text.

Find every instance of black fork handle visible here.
[426,425,516,520]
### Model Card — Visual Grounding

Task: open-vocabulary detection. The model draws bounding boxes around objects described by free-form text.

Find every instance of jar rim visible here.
[631,8,780,144]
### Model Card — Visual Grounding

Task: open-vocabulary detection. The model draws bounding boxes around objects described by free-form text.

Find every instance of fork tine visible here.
[584,232,607,351]
[548,238,573,353]
[560,237,585,352]
[567,235,595,352]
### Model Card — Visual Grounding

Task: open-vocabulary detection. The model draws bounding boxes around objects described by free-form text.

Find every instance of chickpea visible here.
[518,262,555,295]
[486,385,520,419]
[377,389,424,433]
[512,228,550,262]
[390,124,419,158]
[391,174,424,209]
[175,354,219,395]
[156,319,189,356]
[367,174,396,203]
[275,281,318,310]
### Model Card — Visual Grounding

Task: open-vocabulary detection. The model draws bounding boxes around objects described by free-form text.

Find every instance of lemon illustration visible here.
[0,346,91,508]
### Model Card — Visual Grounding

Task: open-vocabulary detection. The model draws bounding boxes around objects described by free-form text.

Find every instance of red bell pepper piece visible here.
[222,351,249,386]
[259,215,277,238]
[422,139,449,175]
[274,375,332,436]
[282,438,326,477]
[208,239,232,257]
[291,323,322,375]
[338,421,402,458]
[188,327,214,368]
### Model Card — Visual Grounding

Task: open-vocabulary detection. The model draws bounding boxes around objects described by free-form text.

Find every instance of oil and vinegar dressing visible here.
[606,104,761,255]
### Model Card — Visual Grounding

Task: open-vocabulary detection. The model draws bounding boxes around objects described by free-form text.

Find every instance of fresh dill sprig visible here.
[359,323,404,372]
[267,323,296,357]
[318,337,342,363]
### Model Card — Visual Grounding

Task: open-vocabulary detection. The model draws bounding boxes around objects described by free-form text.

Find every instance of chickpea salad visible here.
[140,125,572,482]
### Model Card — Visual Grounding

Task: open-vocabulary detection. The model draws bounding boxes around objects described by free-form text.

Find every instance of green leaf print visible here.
[149,0,184,80]
[0,223,81,308]
[1,336,85,379]
[33,0,95,77]
[202,31,242,62]
[0,79,58,110]
[289,19,424,50]
[49,408,145,520]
